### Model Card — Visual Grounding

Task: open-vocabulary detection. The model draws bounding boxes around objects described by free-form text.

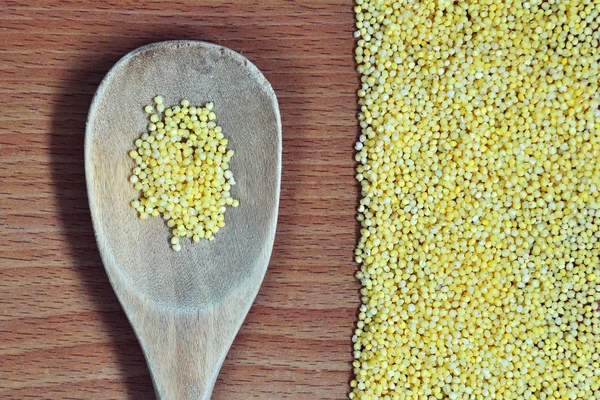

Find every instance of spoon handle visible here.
[132,305,239,400]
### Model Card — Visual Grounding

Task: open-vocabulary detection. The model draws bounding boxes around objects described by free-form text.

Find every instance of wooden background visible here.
[0,1,360,399]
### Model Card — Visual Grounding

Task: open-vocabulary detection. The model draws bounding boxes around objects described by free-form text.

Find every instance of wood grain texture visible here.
[0,1,360,399]
[86,40,282,400]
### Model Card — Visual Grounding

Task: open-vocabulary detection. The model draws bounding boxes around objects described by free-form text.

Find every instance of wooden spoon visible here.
[85,41,281,400]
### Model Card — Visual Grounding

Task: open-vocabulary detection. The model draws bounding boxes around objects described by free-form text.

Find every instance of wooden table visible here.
[0,1,359,399]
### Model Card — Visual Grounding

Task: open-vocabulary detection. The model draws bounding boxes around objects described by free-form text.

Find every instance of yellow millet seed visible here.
[128,97,238,250]
[351,0,600,399]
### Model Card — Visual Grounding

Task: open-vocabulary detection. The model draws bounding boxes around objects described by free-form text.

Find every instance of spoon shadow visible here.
[50,55,155,399]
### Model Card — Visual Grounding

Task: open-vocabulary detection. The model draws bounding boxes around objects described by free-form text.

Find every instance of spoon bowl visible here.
[85,40,281,400]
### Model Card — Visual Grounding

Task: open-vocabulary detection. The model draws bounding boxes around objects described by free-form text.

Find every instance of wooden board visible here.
[0,1,359,399]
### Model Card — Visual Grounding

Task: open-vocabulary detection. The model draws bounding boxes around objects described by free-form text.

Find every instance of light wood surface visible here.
[86,40,282,400]
[0,1,359,399]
